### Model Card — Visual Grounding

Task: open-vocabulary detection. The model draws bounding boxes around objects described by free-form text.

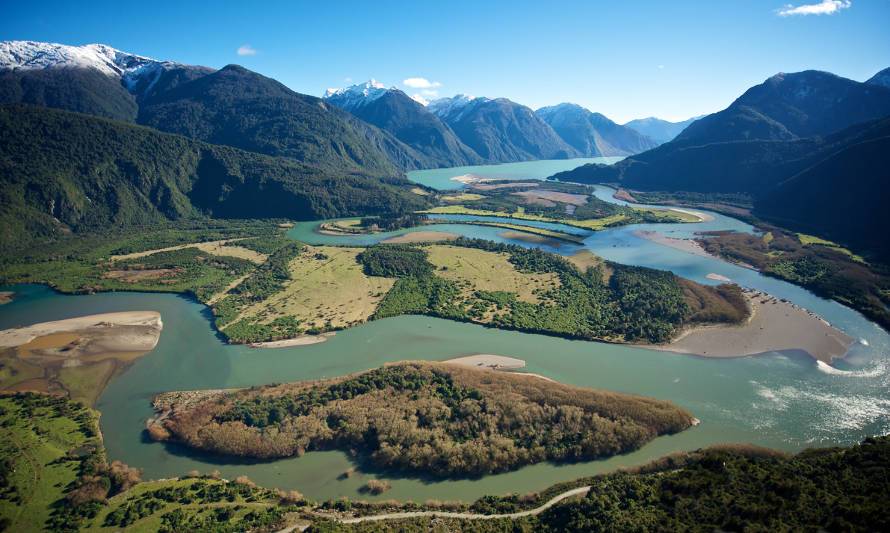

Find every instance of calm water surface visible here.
[1,160,887,502]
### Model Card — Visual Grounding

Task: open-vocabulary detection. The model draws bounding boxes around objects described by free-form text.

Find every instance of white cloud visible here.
[419,88,439,98]
[344,77,353,83]
[658,64,665,70]
[403,77,442,89]
[777,0,851,16]
[237,44,257,56]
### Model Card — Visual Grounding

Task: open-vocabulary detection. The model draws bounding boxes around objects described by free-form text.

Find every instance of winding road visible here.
[283,485,591,530]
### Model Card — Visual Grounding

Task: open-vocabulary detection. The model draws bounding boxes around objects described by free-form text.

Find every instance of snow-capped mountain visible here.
[323,79,389,110]
[0,40,187,96]
[323,81,483,167]
[427,94,486,121]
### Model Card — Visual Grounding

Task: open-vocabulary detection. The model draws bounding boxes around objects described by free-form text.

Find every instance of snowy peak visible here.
[323,79,390,110]
[0,40,190,96]
[427,94,485,120]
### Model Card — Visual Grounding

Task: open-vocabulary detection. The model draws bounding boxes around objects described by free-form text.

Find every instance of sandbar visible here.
[650,289,853,364]
[635,230,713,258]
[249,333,334,349]
[0,311,162,349]
[0,291,13,305]
[444,354,526,370]
[381,231,458,244]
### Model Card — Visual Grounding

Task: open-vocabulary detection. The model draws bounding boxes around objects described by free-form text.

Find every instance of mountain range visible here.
[323,80,482,167]
[536,103,658,156]
[551,68,890,261]
[623,116,702,145]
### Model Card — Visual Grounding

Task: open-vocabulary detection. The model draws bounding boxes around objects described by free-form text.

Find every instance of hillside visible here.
[325,82,482,167]
[536,103,657,156]
[430,96,579,162]
[0,105,428,252]
[148,361,695,477]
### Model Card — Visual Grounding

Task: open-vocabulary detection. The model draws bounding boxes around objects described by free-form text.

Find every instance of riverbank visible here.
[653,289,853,364]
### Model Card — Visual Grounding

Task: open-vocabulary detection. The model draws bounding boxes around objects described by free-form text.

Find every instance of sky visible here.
[3,0,889,122]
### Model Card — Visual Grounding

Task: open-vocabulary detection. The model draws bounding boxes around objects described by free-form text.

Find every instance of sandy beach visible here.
[249,332,334,348]
[651,289,853,364]
[381,231,459,244]
[669,208,713,222]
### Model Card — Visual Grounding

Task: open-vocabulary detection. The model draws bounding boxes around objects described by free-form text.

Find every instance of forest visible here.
[371,239,748,343]
[148,362,695,477]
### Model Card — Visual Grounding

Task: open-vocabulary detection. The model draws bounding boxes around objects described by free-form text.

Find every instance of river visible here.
[1,159,887,503]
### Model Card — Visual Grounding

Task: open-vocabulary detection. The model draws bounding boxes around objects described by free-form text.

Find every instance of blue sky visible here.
[3,0,888,122]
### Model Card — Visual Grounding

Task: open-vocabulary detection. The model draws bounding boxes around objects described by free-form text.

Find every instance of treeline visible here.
[151,362,694,477]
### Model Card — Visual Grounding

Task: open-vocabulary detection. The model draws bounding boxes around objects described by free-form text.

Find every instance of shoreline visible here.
[650,289,853,364]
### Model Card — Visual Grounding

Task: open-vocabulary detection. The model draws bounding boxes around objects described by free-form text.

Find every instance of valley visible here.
[1,19,889,531]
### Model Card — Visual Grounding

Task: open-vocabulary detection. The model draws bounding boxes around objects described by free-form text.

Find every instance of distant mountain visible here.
[676,70,890,144]
[866,67,890,88]
[137,65,429,175]
[623,116,701,145]
[429,95,579,162]
[324,80,482,167]
[536,103,657,156]
[0,41,427,175]
[0,104,427,251]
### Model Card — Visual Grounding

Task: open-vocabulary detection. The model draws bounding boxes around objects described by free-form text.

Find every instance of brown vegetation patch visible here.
[513,190,589,206]
[149,362,695,478]
[103,268,181,283]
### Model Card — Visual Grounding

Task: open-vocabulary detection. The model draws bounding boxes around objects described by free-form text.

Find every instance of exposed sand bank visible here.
[444,354,526,370]
[669,208,713,222]
[249,333,334,348]
[706,273,732,282]
[0,311,164,404]
[381,231,458,244]
[0,291,14,305]
[635,230,714,258]
[651,289,853,364]
[499,231,565,248]
[0,311,162,348]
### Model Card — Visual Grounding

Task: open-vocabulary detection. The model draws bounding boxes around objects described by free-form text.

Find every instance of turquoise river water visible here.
[1,159,887,502]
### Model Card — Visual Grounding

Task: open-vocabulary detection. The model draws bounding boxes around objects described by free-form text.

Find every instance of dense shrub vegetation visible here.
[371,239,746,343]
[357,245,434,278]
[699,227,890,331]
[150,362,694,477]
[312,437,890,532]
